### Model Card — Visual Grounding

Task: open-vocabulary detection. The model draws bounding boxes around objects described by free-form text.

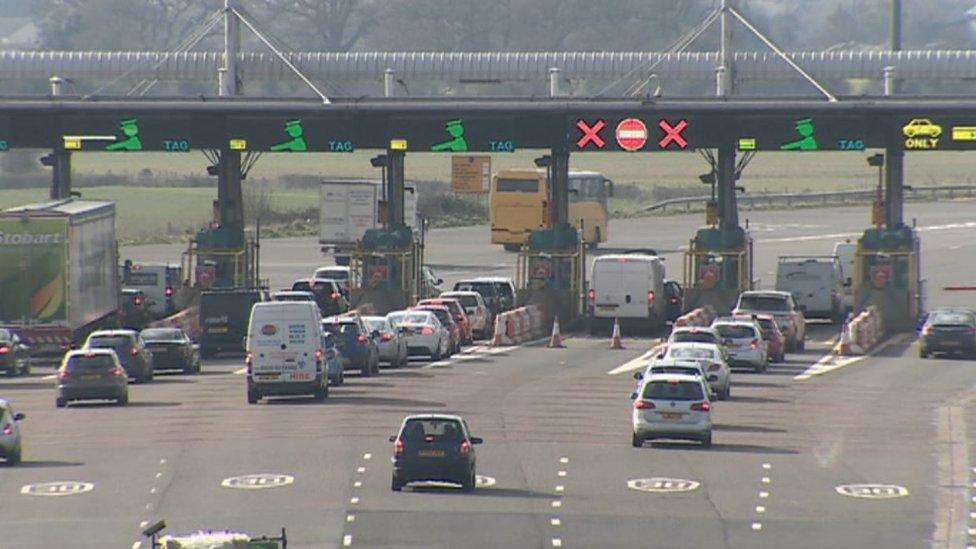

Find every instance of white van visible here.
[832,241,856,311]
[245,302,328,404]
[589,254,666,332]
[121,262,182,316]
[775,257,845,322]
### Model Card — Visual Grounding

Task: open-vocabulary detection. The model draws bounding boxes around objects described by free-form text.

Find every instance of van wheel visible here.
[55,397,66,408]
[117,392,128,406]
[431,343,442,361]
[247,389,260,404]
[701,432,713,448]
[360,361,373,377]
[20,357,30,376]
[631,433,643,447]
[335,368,345,386]
[461,471,475,492]
[797,338,805,351]
[392,474,403,492]
[314,382,328,401]
[7,445,21,465]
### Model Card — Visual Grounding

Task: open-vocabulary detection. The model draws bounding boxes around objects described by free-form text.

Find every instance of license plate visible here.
[81,374,100,380]
[418,449,445,457]
[208,327,228,333]
[660,412,683,420]
[256,373,279,380]
[597,304,617,310]
[942,340,960,346]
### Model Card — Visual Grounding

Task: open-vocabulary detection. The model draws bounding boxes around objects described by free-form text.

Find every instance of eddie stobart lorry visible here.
[0,200,120,360]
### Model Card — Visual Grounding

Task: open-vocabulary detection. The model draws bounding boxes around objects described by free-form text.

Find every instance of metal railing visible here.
[640,185,976,214]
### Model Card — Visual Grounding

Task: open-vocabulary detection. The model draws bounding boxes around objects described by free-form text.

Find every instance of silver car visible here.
[711,318,768,373]
[393,310,450,360]
[363,316,408,367]
[663,342,732,400]
[0,399,25,465]
[631,373,713,448]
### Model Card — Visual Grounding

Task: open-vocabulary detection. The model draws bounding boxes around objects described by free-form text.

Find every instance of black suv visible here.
[391,414,483,492]
[199,288,268,358]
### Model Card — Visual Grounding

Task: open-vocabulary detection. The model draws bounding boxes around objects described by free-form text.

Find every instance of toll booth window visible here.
[496,179,539,193]
[569,177,605,203]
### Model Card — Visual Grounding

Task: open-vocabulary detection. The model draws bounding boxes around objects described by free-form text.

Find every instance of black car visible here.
[663,280,684,323]
[83,329,154,383]
[391,414,482,492]
[119,288,153,329]
[140,328,201,374]
[199,288,268,358]
[0,329,31,376]
[919,308,976,358]
[292,278,349,317]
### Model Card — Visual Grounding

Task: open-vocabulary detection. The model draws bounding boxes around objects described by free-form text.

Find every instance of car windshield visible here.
[755,318,776,331]
[672,331,716,343]
[929,313,975,326]
[421,308,452,325]
[402,313,434,325]
[455,282,494,296]
[364,318,389,332]
[650,366,700,376]
[387,312,408,326]
[494,283,514,297]
[670,347,716,360]
[322,323,359,336]
[642,380,705,401]
[140,329,182,341]
[738,296,789,311]
[88,336,132,348]
[0,328,11,341]
[715,325,757,339]
[447,295,479,308]
[316,269,348,280]
[66,354,115,371]
[400,419,464,442]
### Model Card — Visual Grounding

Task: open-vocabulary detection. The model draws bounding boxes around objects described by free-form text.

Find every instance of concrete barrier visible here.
[147,305,201,341]
[673,305,717,328]
[492,304,547,346]
[835,306,884,355]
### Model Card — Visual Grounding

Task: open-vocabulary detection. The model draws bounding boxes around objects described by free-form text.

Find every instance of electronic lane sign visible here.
[58,115,225,152]
[734,115,882,152]
[572,115,703,152]
[898,117,976,150]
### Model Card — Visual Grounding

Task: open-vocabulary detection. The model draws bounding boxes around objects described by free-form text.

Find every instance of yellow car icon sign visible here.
[902,119,942,138]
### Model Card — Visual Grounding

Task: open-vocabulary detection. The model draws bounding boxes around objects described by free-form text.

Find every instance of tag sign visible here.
[221,473,294,490]
[451,155,491,193]
[835,483,908,499]
[21,481,95,497]
[627,477,700,493]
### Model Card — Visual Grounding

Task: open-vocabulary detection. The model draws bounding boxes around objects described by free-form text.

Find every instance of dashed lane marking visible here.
[42,374,57,380]
[551,518,561,526]
[233,368,247,375]
[794,333,911,381]
[607,344,664,376]
[342,534,352,547]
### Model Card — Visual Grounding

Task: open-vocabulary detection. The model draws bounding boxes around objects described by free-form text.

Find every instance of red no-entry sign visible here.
[616,118,648,151]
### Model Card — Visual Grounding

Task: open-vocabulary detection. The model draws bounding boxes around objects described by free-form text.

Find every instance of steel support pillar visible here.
[716,145,738,230]
[549,149,570,226]
[217,149,244,229]
[48,150,72,200]
[385,148,405,226]
[884,147,904,229]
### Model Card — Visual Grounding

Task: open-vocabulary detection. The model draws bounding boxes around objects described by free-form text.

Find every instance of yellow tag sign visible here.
[951,126,976,142]
[229,139,247,151]
[738,137,757,151]
[389,139,408,151]
[63,138,82,150]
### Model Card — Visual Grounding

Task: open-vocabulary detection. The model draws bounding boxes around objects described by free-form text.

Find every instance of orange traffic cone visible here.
[548,316,565,348]
[610,318,625,349]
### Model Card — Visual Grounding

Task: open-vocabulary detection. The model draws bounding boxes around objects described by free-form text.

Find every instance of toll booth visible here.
[683,227,754,314]
[182,227,262,290]
[515,223,585,323]
[348,224,420,314]
[853,227,921,331]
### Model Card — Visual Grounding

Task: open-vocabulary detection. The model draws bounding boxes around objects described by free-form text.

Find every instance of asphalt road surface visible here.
[0,200,973,548]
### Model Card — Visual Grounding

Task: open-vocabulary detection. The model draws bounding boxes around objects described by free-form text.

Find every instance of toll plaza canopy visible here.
[0,97,975,153]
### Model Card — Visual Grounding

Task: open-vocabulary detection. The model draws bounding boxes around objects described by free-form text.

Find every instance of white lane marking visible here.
[342,534,353,547]
[558,470,567,477]
[761,477,771,484]
[551,500,562,508]
[353,481,362,488]
[233,367,247,375]
[794,333,911,381]
[752,523,763,531]
[20,481,94,496]
[160,459,166,465]
[555,485,564,492]
[835,483,909,499]
[347,514,355,523]
[552,539,563,548]
[139,520,149,528]
[132,542,142,549]
[607,344,664,376]
[762,463,772,470]
[628,477,701,493]
[475,475,497,488]
[42,374,57,380]
[756,506,766,513]
[357,467,366,473]
[155,473,162,479]
[551,518,561,526]
[759,491,769,499]
[759,221,976,246]
[560,457,569,464]
[350,496,360,504]
[149,487,157,494]
[221,474,294,490]
[363,453,372,460]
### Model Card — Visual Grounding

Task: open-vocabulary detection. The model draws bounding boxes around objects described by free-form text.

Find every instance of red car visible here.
[417,298,473,345]
[738,314,785,362]
[413,305,461,355]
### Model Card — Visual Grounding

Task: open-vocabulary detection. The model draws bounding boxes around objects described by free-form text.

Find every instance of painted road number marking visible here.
[21,481,94,497]
[627,477,700,493]
[476,475,496,488]
[221,473,294,490]
[835,483,908,499]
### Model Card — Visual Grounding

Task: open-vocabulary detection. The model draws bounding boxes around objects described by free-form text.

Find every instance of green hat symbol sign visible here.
[431,119,469,152]
[105,118,143,151]
[271,119,308,152]
[780,118,818,151]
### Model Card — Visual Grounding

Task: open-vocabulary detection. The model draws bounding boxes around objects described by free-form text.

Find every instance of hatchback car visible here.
[392,310,451,360]
[414,305,461,355]
[633,359,709,399]
[363,316,408,367]
[0,399,25,465]
[919,309,976,358]
[454,277,516,313]
[667,326,720,346]
[0,329,31,377]
[418,298,473,345]
[56,349,129,407]
[663,342,731,400]
[663,280,684,323]
[84,329,153,383]
[631,374,712,448]
[711,319,768,373]
[140,328,200,374]
[745,314,785,363]
[440,291,493,339]
[321,316,380,376]
[391,414,483,491]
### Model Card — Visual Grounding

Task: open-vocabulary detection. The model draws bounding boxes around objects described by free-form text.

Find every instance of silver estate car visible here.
[631,373,713,448]
[0,399,25,464]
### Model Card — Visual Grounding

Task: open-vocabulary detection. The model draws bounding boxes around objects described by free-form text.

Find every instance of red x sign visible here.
[576,119,606,149]
[658,119,688,149]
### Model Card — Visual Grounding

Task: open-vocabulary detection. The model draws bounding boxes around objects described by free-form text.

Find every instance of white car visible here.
[0,399,25,465]
[440,291,493,339]
[363,316,408,367]
[394,310,451,360]
[633,359,709,398]
[711,318,768,373]
[667,326,720,346]
[313,266,352,294]
[631,373,712,448]
[663,342,732,400]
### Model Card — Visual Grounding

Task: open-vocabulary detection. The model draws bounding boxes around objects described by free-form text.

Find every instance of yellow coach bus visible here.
[489,169,612,251]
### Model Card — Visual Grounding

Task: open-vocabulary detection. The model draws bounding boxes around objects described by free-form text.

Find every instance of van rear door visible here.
[593,257,652,319]
[250,304,318,384]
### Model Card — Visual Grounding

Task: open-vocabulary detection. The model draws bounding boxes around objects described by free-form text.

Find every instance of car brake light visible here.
[588,289,596,303]
[111,367,125,376]
[165,287,174,297]
[314,349,323,360]
[669,297,679,304]
[707,363,721,372]
[57,369,69,378]
[330,292,339,300]
[381,333,393,342]
[634,400,655,409]
[0,346,8,354]
[460,440,471,456]
[394,438,404,457]
[2,424,11,435]
[647,291,655,303]
[750,339,759,350]
[691,401,711,412]
[420,327,435,335]
[133,295,143,306]
[357,334,367,343]
[130,347,139,356]
[921,326,932,335]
